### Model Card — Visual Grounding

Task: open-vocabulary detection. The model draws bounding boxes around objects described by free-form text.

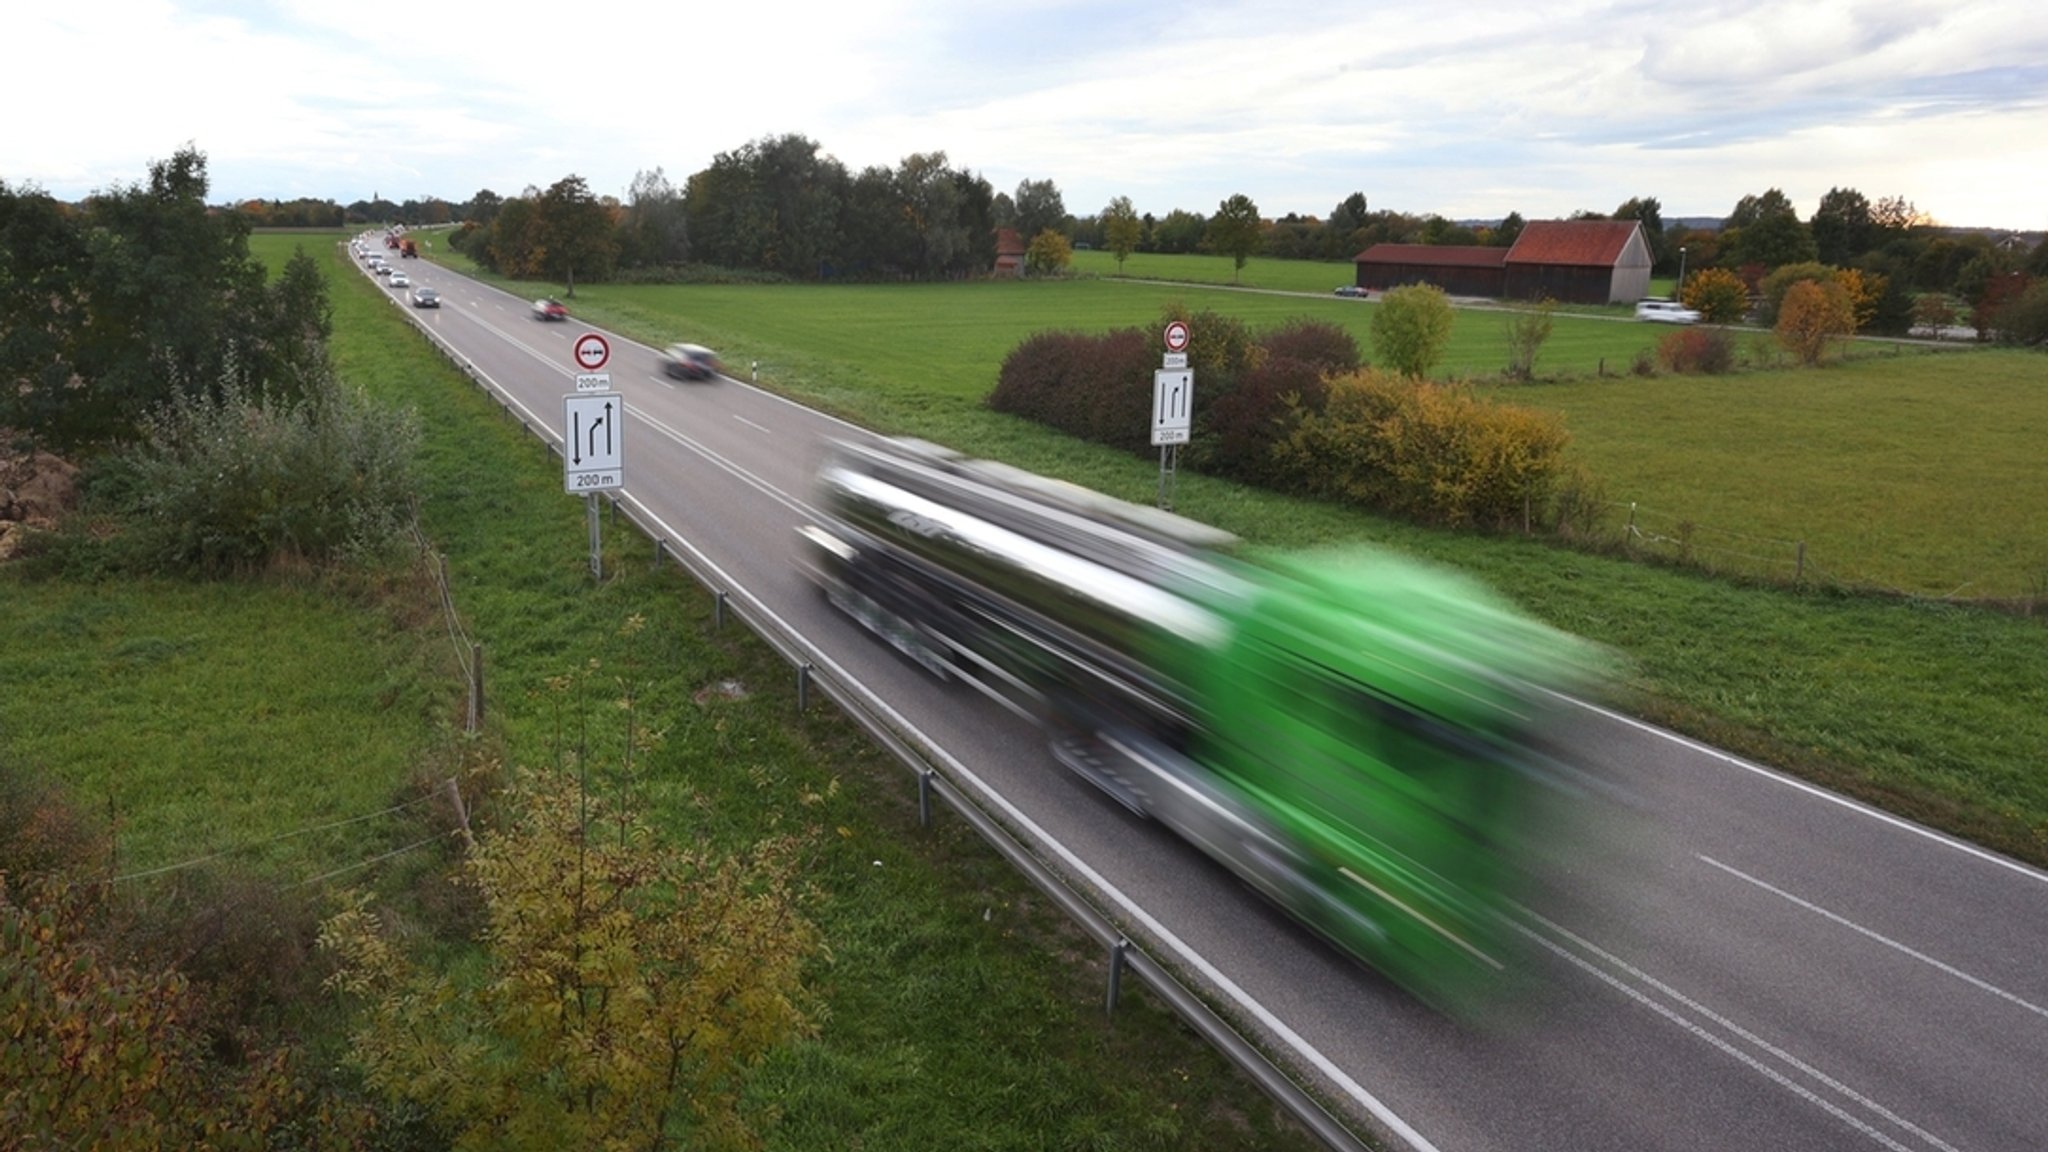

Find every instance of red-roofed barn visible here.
[1353,244,1509,297]
[1351,219,1653,304]
[1503,219,1652,304]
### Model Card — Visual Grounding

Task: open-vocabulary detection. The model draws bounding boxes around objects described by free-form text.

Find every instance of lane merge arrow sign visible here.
[563,393,625,493]
[573,332,611,372]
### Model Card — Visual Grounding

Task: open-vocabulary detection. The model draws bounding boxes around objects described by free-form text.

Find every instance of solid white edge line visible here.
[1557,694,2048,885]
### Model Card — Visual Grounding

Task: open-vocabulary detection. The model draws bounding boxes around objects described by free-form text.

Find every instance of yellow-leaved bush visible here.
[1276,369,1572,529]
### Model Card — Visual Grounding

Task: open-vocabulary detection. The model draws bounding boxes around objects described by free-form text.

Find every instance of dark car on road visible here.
[411,286,440,308]
[532,298,568,321]
[659,343,722,381]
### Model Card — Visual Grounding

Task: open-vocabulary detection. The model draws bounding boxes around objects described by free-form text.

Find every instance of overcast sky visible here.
[10,0,2045,230]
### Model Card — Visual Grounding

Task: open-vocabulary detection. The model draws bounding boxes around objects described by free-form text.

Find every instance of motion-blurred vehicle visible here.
[374,262,392,277]
[659,342,722,381]
[532,298,567,321]
[798,437,1604,1014]
[410,286,440,308]
[1333,285,1368,297]
[400,238,418,257]
[1635,299,1701,324]
[389,271,411,289]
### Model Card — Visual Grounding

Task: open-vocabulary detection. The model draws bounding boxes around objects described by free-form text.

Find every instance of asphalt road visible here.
[358,244,2048,1152]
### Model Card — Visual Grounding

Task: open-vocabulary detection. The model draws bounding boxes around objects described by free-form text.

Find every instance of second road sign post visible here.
[564,334,623,581]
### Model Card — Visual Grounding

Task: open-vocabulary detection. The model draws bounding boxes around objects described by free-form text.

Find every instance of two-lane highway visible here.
[361,246,2048,1152]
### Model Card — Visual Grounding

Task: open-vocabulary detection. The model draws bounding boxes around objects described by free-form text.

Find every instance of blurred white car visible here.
[390,271,411,288]
[1636,299,1702,324]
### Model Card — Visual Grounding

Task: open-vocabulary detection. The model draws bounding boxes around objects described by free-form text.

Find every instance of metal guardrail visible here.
[368,252,1385,1152]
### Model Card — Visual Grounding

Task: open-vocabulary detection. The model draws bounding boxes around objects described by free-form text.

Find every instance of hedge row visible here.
[988,310,1575,531]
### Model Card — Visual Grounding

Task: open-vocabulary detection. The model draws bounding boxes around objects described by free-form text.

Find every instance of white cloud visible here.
[7,0,2043,229]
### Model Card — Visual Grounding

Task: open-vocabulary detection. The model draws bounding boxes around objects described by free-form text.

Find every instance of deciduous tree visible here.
[1206,193,1263,283]
[1810,187,1873,266]
[1102,195,1141,273]
[537,175,618,296]
[322,761,819,1152]
[1012,178,1068,243]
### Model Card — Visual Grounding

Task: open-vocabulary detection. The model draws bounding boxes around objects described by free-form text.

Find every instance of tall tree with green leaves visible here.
[1102,196,1141,273]
[1723,188,1818,270]
[1810,187,1874,266]
[1012,178,1068,243]
[537,175,617,296]
[1206,194,1263,283]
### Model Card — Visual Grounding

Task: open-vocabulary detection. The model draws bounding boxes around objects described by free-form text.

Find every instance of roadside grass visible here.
[297,231,1324,1147]
[429,247,2048,866]
[0,571,452,876]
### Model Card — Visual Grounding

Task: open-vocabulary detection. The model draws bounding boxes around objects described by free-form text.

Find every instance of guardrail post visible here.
[651,538,666,571]
[1106,937,1129,1016]
[918,768,933,829]
[714,590,727,629]
[796,662,813,713]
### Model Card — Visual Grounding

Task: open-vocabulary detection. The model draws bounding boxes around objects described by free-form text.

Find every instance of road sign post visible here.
[1154,324,1194,510]
[564,389,624,581]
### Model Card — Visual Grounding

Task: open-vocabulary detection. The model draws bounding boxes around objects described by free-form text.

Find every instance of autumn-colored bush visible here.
[1776,279,1857,365]
[1974,272,2036,341]
[1199,355,1331,486]
[987,327,1156,453]
[1656,327,1736,374]
[1275,370,1572,529]
[1680,267,1751,324]
[1256,317,1362,375]
[1989,280,2048,347]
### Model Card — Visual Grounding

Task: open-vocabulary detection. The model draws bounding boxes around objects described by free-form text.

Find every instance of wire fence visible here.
[1582,499,2041,612]
[110,787,459,890]
[411,514,484,731]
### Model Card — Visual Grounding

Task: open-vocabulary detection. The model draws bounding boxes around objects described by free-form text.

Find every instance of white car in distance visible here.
[1635,299,1702,324]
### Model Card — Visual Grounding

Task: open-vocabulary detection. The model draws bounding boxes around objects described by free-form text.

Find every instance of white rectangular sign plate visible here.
[563,393,625,493]
[575,373,613,393]
[1151,369,1193,446]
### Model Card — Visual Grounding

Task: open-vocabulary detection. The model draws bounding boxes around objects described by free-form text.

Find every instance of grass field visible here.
[0,230,1323,1150]
[478,259,2037,600]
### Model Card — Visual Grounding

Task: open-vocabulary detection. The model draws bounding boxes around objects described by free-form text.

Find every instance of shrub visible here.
[115,371,422,576]
[1975,272,2036,341]
[1193,320,1355,485]
[988,327,1156,453]
[1256,318,1361,376]
[1025,228,1073,276]
[1276,369,1571,529]
[1776,279,1857,366]
[1681,267,1750,324]
[1989,280,2048,347]
[1656,327,1736,374]
[1198,355,1330,486]
[1503,299,1556,380]
[1756,262,1835,327]
[1370,284,1455,377]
